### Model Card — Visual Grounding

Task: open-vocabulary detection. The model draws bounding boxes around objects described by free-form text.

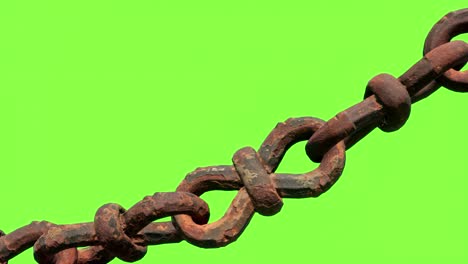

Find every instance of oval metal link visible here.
[173,117,346,247]
[263,117,346,198]
[424,8,468,91]
[94,203,148,262]
[172,166,254,248]
[364,73,411,132]
[233,146,283,216]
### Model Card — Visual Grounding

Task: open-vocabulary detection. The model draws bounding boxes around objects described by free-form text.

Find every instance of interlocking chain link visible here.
[1,8,468,264]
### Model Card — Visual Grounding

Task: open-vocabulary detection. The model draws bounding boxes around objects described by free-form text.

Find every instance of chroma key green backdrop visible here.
[1,1,467,263]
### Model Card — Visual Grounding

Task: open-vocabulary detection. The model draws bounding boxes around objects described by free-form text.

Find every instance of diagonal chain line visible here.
[1,8,468,264]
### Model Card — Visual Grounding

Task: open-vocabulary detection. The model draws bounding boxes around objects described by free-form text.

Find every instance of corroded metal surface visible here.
[306,40,468,163]
[1,8,468,264]
[424,8,468,91]
[172,117,345,248]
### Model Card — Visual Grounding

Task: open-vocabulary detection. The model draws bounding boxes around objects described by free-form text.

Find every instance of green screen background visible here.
[1,1,467,263]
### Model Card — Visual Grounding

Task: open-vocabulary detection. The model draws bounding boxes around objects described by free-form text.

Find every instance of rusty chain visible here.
[2,8,468,264]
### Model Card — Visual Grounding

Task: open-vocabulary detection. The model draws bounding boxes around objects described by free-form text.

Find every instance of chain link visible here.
[1,8,468,264]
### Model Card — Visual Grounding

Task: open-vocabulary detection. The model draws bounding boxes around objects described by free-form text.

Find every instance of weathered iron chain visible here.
[1,8,468,264]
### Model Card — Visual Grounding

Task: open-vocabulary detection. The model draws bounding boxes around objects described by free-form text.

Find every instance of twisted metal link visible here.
[1,8,468,264]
